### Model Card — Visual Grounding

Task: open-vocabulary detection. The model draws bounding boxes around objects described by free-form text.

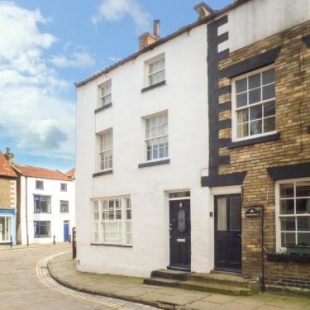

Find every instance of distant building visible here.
[5,152,76,245]
[0,149,17,245]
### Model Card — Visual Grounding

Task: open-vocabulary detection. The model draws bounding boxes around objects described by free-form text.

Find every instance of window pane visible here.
[237,123,248,138]
[264,101,275,117]
[262,84,275,100]
[217,198,227,231]
[262,68,275,85]
[297,217,310,230]
[296,199,310,214]
[250,105,262,120]
[264,116,276,132]
[281,232,295,247]
[296,182,310,197]
[249,73,261,89]
[236,79,247,93]
[297,233,310,246]
[250,120,262,135]
[236,93,247,108]
[281,217,295,231]
[230,197,241,231]
[249,88,261,104]
[280,200,294,214]
[280,184,294,198]
[237,110,248,124]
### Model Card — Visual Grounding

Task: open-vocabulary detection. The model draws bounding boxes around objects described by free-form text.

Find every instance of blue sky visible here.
[0,0,233,172]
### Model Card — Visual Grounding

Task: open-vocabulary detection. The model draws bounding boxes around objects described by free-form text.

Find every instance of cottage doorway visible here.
[169,197,191,271]
[214,194,242,272]
[63,221,69,242]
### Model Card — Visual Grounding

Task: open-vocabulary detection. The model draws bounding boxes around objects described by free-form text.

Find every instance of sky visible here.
[0,0,233,173]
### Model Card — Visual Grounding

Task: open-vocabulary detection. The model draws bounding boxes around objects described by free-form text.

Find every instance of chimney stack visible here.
[4,147,14,164]
[139,20,160,50]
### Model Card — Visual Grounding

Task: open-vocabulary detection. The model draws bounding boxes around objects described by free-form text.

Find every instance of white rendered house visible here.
[75,14,214,277]
[13,165,75,245]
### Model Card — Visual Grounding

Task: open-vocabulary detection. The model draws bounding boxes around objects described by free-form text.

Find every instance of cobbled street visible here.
[0,243,156,310]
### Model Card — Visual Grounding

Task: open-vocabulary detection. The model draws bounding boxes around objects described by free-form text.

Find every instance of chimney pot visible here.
[4,147,14,164]
[153,20,160,38]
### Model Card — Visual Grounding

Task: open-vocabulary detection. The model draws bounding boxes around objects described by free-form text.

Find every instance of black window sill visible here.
[228,132,281,149]
[91,243,132,248]
[141,80,166,93]
[93,170,113,177]
[95,103,112,113]
[138,159,170,169]
[267,253,310,263]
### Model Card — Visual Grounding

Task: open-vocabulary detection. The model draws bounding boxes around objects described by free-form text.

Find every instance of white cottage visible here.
[13,164,75,245]
[75,9,215,277]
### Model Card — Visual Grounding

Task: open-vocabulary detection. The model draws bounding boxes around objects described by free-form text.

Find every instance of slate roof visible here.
[14,164,71,181]
[0,151,17,178]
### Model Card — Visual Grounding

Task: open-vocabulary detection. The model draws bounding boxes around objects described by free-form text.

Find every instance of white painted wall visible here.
[223,0,310,52]
[76,24,215,277]
[19,176,75,245]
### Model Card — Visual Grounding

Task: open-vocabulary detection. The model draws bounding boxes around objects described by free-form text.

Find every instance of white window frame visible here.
[91,196,132,246]
[232,65,276,141]
[144,112,168,162]
[276,178,310,251]
[97,129,113,172]
[98,80,111,107]
[146,55,165,87]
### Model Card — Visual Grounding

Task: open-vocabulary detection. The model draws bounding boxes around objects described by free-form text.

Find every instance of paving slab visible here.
[47,251,310,310]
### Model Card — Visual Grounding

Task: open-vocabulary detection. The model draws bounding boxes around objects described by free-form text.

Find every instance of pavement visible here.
[2,243,310,310]
[46,246,310,310]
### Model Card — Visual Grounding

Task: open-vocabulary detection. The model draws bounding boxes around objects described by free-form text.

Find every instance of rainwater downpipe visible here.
[261,205,265,292]
[25,176,29,247]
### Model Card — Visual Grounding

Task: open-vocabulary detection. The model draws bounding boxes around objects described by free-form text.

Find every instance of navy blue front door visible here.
[169,200,191,271]
[64,221,69,242]
[215,195,242,272]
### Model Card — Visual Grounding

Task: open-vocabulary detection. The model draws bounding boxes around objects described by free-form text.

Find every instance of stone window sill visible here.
[267,253,310,263]
[138,159,170,169]
[141,80,166,93]
[93,170,113,177]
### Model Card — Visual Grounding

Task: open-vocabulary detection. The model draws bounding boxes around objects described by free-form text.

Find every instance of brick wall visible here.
[0,178,15,207]
[217,20,310,284]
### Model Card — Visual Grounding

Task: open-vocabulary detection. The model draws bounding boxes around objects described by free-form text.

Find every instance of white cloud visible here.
[0,2,75,161]
[93,0,150,32]
[50,51,96,68]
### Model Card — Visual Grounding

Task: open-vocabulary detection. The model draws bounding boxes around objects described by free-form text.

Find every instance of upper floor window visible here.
[98,130,113,172]
[277,180,310,248]
[60,200,69,213]
[145,112,168,161]
[148,56,165,86]
[233,66,276,141]
[99,80,111,107]
[34,195,51,213]
[36,180,44,190]
[60,183,67,192]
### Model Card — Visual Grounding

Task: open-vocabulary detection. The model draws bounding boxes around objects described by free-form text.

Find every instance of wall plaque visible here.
[245,206,261,218]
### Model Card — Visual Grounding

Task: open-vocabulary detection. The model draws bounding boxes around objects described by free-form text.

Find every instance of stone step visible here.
[180,280,255,296]
[188,272,258,289]
[143,277,181,288]
[150,269,190,281]
[144,269,260,296]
